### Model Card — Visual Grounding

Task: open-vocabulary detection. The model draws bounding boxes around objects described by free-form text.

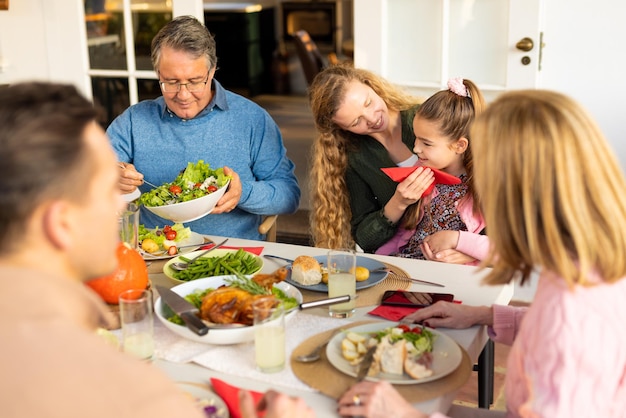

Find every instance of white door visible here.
[353,0,544,100]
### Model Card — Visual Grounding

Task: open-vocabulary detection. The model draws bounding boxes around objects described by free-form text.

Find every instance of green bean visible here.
[172,250,261,282]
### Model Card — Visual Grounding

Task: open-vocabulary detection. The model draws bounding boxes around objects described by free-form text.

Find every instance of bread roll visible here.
[291,255,322,285]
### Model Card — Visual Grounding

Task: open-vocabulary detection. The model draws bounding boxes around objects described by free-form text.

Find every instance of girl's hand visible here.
[421,240,477,265]
[423,230,460,254]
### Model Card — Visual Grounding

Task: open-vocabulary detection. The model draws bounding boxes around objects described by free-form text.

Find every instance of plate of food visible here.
[154,271,302,344]
[176,382,229,417]
[326,321,462,385]
[138,223,207,260]
[163,248,264,285]
[284,255,388,293]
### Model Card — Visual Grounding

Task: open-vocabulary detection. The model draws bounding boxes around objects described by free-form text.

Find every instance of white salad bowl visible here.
[154,275,303,345]
[143,180,229,223]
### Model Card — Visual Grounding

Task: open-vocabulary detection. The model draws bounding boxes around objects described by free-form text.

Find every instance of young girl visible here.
[376,78,489,264]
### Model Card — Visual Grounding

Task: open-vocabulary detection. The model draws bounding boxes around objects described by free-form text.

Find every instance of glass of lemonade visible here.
[119,289,154,361]
[327,248,357,318]
[253,299,285,373]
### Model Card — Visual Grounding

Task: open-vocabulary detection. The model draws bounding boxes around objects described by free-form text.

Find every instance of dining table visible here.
[144,235,514,417]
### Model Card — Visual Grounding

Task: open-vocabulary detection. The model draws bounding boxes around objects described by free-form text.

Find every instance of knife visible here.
[399,277,445,288]
[156,285,209,336]
[356,345,377,382]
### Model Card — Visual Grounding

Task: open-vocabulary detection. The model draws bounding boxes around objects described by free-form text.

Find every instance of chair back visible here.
[291,30,327,86]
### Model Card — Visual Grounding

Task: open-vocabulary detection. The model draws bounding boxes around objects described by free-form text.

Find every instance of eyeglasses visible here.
[159,71,210,93]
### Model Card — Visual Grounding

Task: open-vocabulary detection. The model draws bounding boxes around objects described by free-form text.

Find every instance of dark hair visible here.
[0,82,97,247]
[151,15,218,72]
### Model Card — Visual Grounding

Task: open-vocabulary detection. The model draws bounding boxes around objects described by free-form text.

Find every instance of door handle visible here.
[516,37,534,52]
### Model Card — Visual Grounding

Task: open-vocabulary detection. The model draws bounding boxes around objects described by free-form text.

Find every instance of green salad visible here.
[139,160,230,207]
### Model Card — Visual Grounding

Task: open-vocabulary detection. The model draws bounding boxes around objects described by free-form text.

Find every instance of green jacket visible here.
[346,106,419,252]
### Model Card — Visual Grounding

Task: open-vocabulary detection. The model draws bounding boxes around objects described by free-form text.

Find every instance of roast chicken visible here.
[198,267,289,325]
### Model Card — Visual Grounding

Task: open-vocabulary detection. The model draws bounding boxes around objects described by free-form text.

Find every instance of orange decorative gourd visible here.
[86,242,149,304]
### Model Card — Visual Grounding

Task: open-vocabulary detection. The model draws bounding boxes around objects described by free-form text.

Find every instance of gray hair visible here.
[151,15,218,71]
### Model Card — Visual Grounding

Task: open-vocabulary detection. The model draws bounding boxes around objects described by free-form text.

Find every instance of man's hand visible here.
[117,162,144,193]
[212,166,242,214]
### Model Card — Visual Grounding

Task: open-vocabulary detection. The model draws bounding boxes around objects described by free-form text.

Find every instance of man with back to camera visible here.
[109,15,300,240]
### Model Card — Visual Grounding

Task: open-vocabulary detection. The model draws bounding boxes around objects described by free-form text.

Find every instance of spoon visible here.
[295,328,342,363]
[170,238,229,271]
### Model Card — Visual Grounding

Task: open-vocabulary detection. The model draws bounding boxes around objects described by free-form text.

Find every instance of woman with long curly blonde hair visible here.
[308,64,429,250]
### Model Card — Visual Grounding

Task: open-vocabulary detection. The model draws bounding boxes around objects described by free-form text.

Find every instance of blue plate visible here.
[285,255,388,293]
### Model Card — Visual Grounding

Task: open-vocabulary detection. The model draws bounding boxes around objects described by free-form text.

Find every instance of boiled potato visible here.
[141,238,159,253]
[350,266,370,282]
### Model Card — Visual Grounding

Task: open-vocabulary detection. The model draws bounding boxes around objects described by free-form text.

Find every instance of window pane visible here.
[449,0,509,85]
[387,0,441,84]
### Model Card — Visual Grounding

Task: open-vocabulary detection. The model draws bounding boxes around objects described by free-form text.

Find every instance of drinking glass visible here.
[119,201,139,249]
[253,299,285,373]
[327,248,356,318]
[119,289,154,361]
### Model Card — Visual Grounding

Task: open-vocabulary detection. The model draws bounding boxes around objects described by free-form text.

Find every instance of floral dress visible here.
[397,175,468,259]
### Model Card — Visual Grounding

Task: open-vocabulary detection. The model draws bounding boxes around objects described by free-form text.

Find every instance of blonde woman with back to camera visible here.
[337,90,626,417]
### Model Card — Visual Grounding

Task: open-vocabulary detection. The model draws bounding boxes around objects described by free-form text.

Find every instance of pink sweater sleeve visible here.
[487,304,527,346]
[455,231,490,261]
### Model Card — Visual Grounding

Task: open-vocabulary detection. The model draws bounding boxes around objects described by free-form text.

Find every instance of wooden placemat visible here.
[298,262,412,307]
[290,321,472,402]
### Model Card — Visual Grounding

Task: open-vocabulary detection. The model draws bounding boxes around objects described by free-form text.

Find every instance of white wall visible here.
[539,0,626,170]
[0,0,89,93]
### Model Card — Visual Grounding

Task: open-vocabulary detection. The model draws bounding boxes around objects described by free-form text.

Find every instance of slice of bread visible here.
[291,255,322,285]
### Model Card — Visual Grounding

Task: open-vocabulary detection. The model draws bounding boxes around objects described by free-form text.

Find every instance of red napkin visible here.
[381,166,461,197]
[368,300,463,321]
[210,378,265,418]
[368,304,421,321]
[200,244,264,256]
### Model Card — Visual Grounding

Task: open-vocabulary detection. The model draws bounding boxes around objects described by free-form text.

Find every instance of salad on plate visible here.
[139,223,193,256]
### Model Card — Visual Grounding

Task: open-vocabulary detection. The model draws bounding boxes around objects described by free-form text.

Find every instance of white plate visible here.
[141,231,206,260]
[285,255,389,293]
[325,321,462,384]
[154,275,303,345]
[176,382,229,418]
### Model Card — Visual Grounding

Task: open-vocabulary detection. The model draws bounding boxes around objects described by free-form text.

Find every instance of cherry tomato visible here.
[162,225,172,233]
[169,185,182,195]
[165,230,177,240]
[411,326,423,334]
[207,185,218,193]
[195,182,203,189]
[167,246,178,256]
[397,324,410,333]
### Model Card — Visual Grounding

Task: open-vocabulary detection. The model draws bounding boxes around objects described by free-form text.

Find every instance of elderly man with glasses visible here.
[108,15,300,240]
